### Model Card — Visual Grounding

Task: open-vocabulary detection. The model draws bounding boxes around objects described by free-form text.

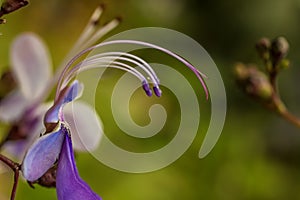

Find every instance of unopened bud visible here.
[256,37,271,61]
[0,0,28,17]
[234,63,273,101]
[271,37,289,66]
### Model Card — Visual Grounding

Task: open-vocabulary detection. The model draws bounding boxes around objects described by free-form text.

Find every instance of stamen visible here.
[89,52,160,83]
[83,18,120,49]
[90,4,105,25]
[29,6,121,108]
[53,8,119,93]
[64,59,147,85]
[62,58,155,97]
[83,40,209,99]
[66,5,104,60]
[142,81,152,97]
[153,85,162,97]
[60,53,161,98]
[56,40,209,100]
[85,53,159,85]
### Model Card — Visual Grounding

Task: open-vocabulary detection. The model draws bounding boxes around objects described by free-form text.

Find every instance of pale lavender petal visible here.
[2,103,51,160]
[2,140,28,161]
[44,81,83,124]
[21,127,64,181]
[56,133,101,200]
[11,33,52,100]
[0,90,28,122]
[64,101,103,152]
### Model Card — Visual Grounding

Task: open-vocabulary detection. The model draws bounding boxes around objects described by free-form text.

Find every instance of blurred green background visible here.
[1,0,300,199]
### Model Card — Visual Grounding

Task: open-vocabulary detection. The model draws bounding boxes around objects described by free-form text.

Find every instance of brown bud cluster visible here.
[0,0,28,17]
[256,36,290,71]
[270,37,289,66]
[234,63,273,101]
[0,0,28,24]
[255,37,271,62]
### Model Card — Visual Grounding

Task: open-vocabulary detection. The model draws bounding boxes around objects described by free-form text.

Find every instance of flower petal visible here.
[11,33,52,100]
[61,80,83,104]
[56,133,101,200]
[64,101,103,152]
[44,81,83,124]
[0,90,28,122]
[21,126,65,181]
[2,103,52,160]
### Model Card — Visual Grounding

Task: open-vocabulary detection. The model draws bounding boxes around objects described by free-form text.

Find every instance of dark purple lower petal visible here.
[56,131,101,200]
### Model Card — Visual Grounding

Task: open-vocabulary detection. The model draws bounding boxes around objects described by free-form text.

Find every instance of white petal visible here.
[0,90,28,122]
[63,101,103,152]
[11,33,52,100]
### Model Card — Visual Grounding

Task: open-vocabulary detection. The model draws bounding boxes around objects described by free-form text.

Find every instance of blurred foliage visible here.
[1,0,300,199]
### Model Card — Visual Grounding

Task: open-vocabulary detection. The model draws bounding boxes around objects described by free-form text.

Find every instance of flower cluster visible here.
[235,36,300,128]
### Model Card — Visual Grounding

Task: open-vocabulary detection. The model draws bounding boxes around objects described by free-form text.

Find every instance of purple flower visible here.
[7,5,208,200]
[0,5,117,158]
[22,81,81,181]
[0,33,103,160]
[22,81,101,199]
[20,38,208,199]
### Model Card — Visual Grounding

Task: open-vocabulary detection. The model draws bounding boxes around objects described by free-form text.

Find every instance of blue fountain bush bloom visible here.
[0,33,103,160]
[1,6,209,200]
[0,6,120,199]
[0,5,117,158]
[22,80,102,199]
[19,37,208,199]
[22,80,81,181]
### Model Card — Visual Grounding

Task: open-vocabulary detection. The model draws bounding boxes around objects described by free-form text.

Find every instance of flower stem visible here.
[279,108,300,128]
[271,93,300,128]
[267,66,300,128]
[0,154,20,200]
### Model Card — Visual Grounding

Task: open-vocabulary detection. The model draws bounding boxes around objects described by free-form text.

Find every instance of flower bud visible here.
[271,37,289,66]
[234,63,273,101]
[0,0,28,17]
[255,37,271,61]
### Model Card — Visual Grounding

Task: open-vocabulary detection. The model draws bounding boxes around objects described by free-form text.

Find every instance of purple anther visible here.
[142,81,152,97]
[153,86,162,97]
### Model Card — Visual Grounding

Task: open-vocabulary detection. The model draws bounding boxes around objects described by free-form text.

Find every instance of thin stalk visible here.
[0,154,20,200]
[267,64,300,128]
[271,93,300,128]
